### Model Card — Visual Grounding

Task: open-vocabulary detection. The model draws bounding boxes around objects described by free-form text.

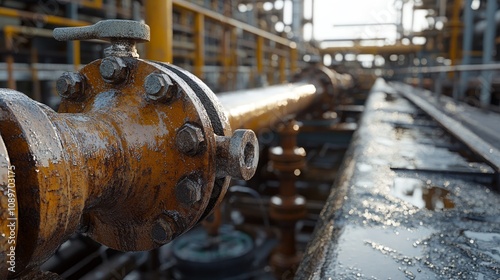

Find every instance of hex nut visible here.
[175,124,205,155]
[100,57,128,83]
[56,72,84,99]
[175,177,202,205]
[151,218,174,244]
[144,73,176,102]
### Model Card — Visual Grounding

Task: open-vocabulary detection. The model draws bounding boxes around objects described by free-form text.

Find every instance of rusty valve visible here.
[0,20,258,279]
[216,130,259,180]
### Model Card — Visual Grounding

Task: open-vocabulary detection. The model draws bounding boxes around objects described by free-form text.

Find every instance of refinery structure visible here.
[0,1,499,279]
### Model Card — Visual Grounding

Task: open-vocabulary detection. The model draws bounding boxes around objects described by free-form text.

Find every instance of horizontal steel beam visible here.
[320,44,422,55]
[400,63,500,74]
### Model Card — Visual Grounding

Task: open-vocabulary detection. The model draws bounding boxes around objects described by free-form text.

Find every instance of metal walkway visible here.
[296,79,500,279]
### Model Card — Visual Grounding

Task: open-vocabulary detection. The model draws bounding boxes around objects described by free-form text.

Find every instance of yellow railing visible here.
[145,0,300,91]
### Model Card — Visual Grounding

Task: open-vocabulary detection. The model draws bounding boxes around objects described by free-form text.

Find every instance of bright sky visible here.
[311,0,428,45]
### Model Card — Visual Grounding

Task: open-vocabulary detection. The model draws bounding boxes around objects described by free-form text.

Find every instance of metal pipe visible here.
[218,83,317,131]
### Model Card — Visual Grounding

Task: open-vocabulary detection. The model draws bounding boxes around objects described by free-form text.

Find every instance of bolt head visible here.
[144,73,176,102]
[100,57,127,83]
[151,218,173,244]
[56,72,84,99]
[175,178,202,205]
[175,124,205,155]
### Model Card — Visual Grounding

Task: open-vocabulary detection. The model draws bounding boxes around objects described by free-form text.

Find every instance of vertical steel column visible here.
[194,13,205,78]
[290,45,298,75]
[230,28,238,90]
[292,0,303,40]
[448,0,463,68]
[459,0,474,99]
[256,36,264,75]
[145,0,173,62]
[417,51,423,88]
[256,36,264,86]
[435,70,445,99]
[279,53,286,83]
[66,3,80,70]
[480,0,497,107]
[4,27,15,89]
[219,27,230,91]
[66,3,76,65]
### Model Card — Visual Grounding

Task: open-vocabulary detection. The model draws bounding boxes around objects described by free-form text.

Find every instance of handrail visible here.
[0,7,89,27]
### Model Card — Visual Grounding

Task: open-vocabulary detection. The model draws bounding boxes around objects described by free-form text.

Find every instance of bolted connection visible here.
[216,129,259,180]
[144,73,176,102]
[175,123,205,156]
[151,217,174,244]
[56,72,85,99]
[99,56,128,83]
[175,177,202,205]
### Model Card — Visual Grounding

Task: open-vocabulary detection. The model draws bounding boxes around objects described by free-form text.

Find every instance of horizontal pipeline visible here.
[218,83,317,131]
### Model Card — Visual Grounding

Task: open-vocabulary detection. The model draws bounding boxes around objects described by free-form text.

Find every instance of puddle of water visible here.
[357,163,372,172]
[334,225,436,279]
[392,178,455,210]
[463,231,500,263]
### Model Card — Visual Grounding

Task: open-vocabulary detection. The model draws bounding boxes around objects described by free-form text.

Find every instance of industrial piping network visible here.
[0,20,352,279]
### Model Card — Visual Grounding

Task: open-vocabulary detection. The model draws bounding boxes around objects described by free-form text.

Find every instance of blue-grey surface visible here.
[296,80,500,280]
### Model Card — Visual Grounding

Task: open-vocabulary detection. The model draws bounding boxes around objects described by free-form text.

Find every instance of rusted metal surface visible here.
[296,79,500,279]
[269,120,307,277]
[0,20,259,278]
